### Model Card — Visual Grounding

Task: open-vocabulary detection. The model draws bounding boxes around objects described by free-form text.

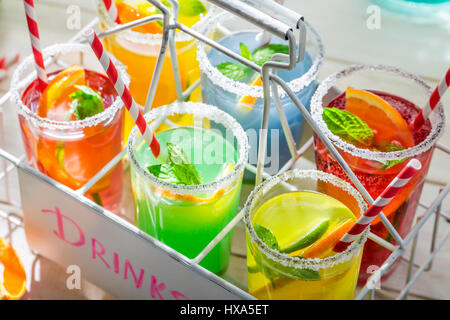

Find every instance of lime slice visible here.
[279,219,330,254]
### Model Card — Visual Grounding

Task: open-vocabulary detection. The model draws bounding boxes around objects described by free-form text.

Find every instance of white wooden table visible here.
[0,0,449,300]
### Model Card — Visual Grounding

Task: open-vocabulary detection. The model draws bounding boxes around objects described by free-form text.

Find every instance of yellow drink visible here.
[97,0,213,143]
[244,170,369,300]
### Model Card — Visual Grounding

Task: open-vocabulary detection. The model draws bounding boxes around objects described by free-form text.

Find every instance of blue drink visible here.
[198,25,323,180]
[372,0,450,24]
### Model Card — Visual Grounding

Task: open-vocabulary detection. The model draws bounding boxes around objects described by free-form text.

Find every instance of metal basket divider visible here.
[0,1,446,299]
[73,0,299,270]
[357,180,450,300]
[84,0,405,283]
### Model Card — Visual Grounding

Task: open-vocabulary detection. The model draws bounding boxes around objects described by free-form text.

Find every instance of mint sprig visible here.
[215,43,289,81]
[251,44,290,66]
[147,142,203,185]
[69,85,104,120]
[375,140,407,170]
[240,42,252,61]
[252,224,321,283]
[216,62,253,81]
[322,108,375,147]
[254,224,280,251]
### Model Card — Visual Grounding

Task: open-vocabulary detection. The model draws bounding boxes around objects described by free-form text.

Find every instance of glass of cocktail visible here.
[11,43,128,213]
[198,13,323,179]
[127,101,248,275]
[310,64,445,283]
[244,169,369,300]
[371,0,450,24]
[97,0,216,143]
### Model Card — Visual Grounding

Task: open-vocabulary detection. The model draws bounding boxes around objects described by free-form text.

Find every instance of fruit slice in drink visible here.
[97,0,212,144]
[12,44,126,213]
[128,102,248,275]
[311,65,445,284]
[245,170,369,300]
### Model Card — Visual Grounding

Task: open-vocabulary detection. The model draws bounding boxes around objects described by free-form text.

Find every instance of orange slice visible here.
[0,237,27,300]
[159,188,225,204]
[116,1,163,34]
[345,87,414,148]
[238,76,262,110]
[155,163,235,203]
[302,219,354,259]
[38,65,85,118]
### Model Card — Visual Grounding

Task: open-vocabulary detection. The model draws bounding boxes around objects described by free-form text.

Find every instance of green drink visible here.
[128,102,249,275]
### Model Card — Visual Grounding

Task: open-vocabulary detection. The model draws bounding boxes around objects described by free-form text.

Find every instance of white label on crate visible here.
[18,166,252,300]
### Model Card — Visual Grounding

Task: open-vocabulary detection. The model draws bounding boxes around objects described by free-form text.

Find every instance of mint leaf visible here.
[147,143,204,185]
[69,85,104,120]
[179,0,206,16]
[147,164,180,184]
[323,108,374,147]
[240,42,252,61]
[289,268,321,280]
[375,140,405,152]
[374,140,407,170]
[254,224,280,251]
[216,62,253,81]
[166,142,203,185]
[252,224,321,283]
[251,44,289,66]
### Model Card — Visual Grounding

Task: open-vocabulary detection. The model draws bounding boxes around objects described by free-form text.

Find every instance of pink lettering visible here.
[171,290,189,300]
[92,238,110,269]
[124,259,145,289]
[113,252,120,274]
[150,275,166,300]
[42,206,85,246]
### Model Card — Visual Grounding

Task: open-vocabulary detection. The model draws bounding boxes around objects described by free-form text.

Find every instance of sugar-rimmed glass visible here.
[198,12,324,179]
[96,0,218,144]
[310,64,445,283]
[244,169,369,300]
[10,43,129,214]
[127,101,249,275]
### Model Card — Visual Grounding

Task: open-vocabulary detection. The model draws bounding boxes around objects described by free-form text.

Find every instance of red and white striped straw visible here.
[102,0,121,24]
[0,52,20,69]
[23,0,47,93]
[412,67,450,131]
[85,29,160,158]
[333,159,422,253]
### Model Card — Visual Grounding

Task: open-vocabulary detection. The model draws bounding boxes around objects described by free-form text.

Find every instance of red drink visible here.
[311,65,445,284]
[15,66,124,213]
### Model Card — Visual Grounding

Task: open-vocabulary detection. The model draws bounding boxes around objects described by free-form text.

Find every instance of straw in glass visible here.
[102,0,121,24]
[85,28,161,158]
[333,159,422,253]
[23,0,48,93]
[412,67,449,130]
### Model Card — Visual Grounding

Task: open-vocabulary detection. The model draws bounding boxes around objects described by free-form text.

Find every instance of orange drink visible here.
[97,0,215,143]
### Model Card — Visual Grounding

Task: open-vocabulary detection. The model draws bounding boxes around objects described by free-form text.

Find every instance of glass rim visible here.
[243,169,369,271]
[127,101,249,195]
[310,64,446,161]
[97,0,218,45]
[10,42,129,130]
[197,12,324,99]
